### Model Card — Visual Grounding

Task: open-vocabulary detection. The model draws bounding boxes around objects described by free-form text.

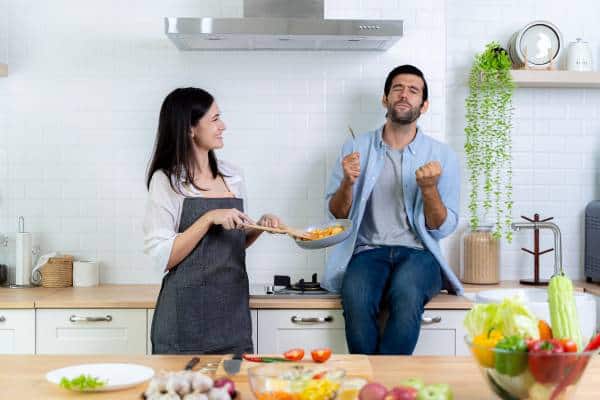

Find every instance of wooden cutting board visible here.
[215,354,372,381]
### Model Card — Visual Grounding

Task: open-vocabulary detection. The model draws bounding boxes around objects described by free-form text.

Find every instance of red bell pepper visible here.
[528,339,565,384]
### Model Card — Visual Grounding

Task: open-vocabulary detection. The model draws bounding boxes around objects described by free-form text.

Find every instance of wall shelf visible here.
[510,69,600,88]
[0,63,7,77]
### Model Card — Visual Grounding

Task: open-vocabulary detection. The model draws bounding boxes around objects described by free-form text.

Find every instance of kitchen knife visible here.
[223,353,243,375]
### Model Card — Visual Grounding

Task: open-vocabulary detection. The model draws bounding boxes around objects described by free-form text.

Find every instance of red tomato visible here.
[283,348,305,361]
[311,348,332,363]
[560,339,578,353]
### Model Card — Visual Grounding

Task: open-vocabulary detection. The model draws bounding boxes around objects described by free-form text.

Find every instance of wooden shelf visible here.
[510,69,600,88]
[0,63,7,77]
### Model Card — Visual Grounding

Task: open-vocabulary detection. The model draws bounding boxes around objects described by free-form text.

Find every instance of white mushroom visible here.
[191,372,214,393]
[208,387,231,400]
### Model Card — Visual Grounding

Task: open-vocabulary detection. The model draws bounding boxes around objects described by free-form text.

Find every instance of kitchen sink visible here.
[475,288,597,342]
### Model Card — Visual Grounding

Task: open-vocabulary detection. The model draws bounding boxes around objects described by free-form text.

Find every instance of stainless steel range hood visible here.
[165,0,403,51]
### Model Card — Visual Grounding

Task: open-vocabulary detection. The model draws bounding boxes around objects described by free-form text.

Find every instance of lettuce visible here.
[465,297,539,339]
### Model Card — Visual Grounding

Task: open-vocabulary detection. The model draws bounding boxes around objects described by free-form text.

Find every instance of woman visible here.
[144,87,282,354]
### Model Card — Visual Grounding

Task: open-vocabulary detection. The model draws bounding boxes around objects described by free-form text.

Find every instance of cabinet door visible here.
[257,309,347,354]
[36,309,147,355]
[413,310,468,356]
[146,309,257,354]
[0,309,35,354]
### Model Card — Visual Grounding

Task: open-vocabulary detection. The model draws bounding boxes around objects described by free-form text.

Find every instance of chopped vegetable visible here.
[464,298,539,340]
[283,348,305,361]
[310,348,332,363]
[242,354,291,363]
[548,274,582,351]
[494,336,528,377]
[59,374,106,391]
[472,329,503,368]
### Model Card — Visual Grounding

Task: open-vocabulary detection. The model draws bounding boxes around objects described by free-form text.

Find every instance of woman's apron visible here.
[151,197,253,354]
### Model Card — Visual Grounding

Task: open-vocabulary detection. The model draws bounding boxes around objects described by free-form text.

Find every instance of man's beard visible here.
[388,102,421,125]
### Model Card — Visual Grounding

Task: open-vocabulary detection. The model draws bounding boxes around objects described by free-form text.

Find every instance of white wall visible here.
[446,0,600,281]
[0,0,446,284]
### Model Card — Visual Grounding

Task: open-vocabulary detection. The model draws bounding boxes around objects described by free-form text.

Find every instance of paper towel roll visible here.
[16,232,32,285]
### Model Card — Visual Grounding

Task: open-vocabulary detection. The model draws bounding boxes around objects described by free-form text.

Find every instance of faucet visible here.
[511,221,563,276]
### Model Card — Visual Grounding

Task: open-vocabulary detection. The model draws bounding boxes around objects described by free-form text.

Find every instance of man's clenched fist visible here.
[342,152,361,185]
[415,161,442,189]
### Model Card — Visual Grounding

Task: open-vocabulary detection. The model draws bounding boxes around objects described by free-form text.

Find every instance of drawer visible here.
[415,310,468,356]
[0,309,35,354]
[257,309,348,354]
[36,309,147,355]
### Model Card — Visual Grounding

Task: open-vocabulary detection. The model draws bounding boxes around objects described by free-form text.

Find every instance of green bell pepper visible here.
[494,335,528,376]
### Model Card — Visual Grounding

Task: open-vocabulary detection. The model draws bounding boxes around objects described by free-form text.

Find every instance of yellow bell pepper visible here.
[472,329,503,368]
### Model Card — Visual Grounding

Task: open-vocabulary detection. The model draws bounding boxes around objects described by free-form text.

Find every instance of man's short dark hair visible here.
[384,65,428,102]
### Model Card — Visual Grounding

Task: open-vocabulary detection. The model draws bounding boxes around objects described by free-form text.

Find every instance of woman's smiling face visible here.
[191,101,226,150]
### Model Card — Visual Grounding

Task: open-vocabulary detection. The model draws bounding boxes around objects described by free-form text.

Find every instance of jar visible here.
[566,38,593,71]
[460,225,500,284]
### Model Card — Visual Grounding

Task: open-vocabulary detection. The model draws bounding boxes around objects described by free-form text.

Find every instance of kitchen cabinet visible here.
[36,309,146,355]
[413,310,468,356]
[257,309,348,354]
[147,309,258,354]
[0,309,35,354]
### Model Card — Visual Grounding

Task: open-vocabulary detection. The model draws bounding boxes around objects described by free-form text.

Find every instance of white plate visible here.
[46,363,154,392]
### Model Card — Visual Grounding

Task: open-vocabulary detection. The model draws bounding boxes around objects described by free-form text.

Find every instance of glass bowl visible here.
[465,336,595,399]
[247,364,346,400]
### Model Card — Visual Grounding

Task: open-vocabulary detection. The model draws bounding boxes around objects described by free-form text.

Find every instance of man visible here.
[323,65,463,355]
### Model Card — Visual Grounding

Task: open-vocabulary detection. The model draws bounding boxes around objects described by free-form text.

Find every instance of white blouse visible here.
[143,159,247,273]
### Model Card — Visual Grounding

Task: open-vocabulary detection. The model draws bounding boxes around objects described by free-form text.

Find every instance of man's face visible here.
[383,74,429,124]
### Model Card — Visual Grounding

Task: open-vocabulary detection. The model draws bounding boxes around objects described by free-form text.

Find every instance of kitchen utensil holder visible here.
[519,213,554,285]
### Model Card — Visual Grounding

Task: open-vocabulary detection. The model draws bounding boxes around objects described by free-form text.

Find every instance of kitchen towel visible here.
[73,260,99,287]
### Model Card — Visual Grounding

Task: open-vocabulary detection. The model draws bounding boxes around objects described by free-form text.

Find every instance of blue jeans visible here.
[341,246,443,355]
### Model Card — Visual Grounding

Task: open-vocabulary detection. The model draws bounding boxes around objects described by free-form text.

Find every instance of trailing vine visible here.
[464,42,515,241]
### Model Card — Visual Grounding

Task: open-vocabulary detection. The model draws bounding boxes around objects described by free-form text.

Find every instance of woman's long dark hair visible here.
[146,87,221,194]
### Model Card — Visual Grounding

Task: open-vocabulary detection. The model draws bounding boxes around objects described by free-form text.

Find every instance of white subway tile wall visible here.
[446,0,600,281]
[0,0,446,284]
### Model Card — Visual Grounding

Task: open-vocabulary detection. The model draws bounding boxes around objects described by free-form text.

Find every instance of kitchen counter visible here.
[0,280,598,309]
[1,354,599,399]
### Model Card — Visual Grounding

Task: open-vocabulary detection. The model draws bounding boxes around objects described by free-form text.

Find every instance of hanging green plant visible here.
[464,41,515,241]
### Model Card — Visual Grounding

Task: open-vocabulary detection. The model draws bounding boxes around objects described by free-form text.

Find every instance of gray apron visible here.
[151,197,253,354]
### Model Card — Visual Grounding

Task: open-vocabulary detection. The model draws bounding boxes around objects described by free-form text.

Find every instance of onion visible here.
[358,382,388,400]
[213,377,236,396]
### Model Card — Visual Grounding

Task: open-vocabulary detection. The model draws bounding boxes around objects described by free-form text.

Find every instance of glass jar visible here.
[460,224,500,284]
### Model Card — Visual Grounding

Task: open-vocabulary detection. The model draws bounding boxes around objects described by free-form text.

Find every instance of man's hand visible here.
[415,161,442,190]
[342,152,361,185]
[256,214,283,229]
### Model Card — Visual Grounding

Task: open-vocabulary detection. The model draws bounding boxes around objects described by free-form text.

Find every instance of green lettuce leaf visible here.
[464,297,539,339]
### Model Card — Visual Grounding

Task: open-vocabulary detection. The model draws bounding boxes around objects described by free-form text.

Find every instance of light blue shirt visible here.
[323,125,464,295]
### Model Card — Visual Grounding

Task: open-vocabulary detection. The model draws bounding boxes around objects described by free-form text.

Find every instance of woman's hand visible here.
[207,208,254,230]
[256,214,284,230]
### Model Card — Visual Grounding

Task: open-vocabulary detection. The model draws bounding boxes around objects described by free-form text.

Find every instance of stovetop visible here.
[249,273,339,298]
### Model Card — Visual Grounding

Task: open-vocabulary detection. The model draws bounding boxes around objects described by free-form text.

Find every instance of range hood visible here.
[165,0,403,51]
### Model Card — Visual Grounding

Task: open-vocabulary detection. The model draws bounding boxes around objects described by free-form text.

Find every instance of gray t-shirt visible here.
[355,148,423,253]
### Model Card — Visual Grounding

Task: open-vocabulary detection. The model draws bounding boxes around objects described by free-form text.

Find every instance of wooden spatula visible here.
[244,223,313,240]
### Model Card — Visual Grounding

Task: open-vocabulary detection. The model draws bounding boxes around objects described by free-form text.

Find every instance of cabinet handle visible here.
[69,315,113,323]
[421,315,442,325]
[291,315,334,324]
[0,316,5,322]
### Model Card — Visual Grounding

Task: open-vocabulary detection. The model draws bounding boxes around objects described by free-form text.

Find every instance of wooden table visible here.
[1,355,599,399]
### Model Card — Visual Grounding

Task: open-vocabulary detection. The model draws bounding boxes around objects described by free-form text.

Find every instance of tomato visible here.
[311,348,332,363]
[559,338,578,353]
[283,348,305,361]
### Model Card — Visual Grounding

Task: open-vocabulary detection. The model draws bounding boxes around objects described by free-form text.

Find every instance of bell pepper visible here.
[528,339,565,384]
[537,320,553,340]
[472,329,503,368]
[494,336,528,376]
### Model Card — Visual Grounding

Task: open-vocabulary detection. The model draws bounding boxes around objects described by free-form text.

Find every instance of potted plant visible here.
[461,42,515,283]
